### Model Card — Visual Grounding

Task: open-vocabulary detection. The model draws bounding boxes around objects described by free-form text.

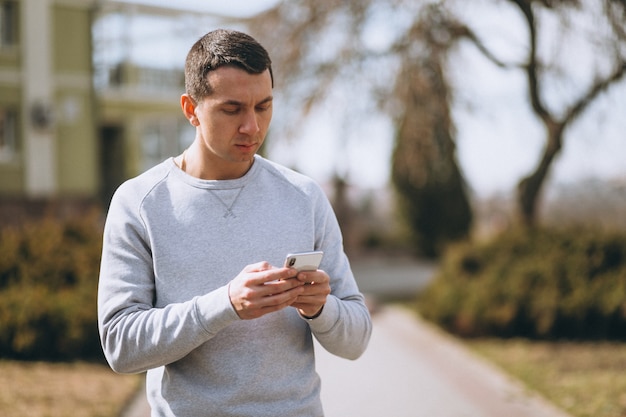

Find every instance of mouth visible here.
[235,143,258,152]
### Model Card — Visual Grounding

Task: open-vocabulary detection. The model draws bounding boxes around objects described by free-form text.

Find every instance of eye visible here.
[222,105,241,115]
[221,102,241,115]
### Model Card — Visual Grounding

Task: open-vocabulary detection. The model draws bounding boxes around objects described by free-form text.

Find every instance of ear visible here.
[181,94,199,126]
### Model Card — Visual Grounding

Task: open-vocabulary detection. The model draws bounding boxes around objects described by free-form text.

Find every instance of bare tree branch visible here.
[508,0,554,125]
[564,61,626,125]
[250,0,626,229]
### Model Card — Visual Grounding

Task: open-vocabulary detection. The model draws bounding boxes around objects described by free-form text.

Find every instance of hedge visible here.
[418,227,626,339]
[0,213,104,361]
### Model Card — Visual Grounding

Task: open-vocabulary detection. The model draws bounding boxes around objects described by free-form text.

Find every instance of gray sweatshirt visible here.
[98,155,372,417]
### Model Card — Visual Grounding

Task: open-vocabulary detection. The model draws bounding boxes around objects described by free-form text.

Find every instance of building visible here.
[0,0,200,223]
[1,0,99,219]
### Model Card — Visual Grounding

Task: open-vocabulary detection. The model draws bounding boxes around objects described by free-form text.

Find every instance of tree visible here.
[494,0,626,227]
[391,5,473,257]
[249,1,473,255]
[248,0,626,235]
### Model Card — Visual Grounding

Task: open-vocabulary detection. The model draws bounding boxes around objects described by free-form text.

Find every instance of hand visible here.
[291,270,331,318]
[228,262,305,320]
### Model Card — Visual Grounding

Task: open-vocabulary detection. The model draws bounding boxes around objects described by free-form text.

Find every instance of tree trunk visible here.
[517,121,564,227]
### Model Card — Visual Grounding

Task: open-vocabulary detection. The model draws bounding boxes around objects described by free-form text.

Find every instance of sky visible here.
[123,0,282,17]
[108,0,626,197]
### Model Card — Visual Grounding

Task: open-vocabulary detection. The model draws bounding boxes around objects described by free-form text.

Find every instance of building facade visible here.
[0,0,192,221]
[1,0,98,200]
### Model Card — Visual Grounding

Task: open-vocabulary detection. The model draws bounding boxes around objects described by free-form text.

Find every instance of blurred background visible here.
[1,0,625,245]
[1,1,626,416]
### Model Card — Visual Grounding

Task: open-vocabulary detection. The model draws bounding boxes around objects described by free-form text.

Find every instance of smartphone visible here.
[284,251,324,272]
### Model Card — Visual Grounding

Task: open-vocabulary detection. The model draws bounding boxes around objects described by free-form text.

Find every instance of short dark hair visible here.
[184,29,274,100]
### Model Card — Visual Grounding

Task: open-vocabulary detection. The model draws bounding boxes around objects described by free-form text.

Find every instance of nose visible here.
[239,109,260,136]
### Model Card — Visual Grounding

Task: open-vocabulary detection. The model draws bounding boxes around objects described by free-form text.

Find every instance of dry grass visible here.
[469,339,626,417]
[0,360,141,417]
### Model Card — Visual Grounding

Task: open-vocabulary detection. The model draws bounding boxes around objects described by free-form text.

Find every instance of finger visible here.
[250,286,306,316]
[244,261,273,272]
[258,278,304,301]
[296,282,331,301]
[232,284,304,319]
[247,295,300,319]
[293,291,327,305]
[254,280,306,305]
[295,270,329,285]
[245,266,295,286]
[293,282,331,306]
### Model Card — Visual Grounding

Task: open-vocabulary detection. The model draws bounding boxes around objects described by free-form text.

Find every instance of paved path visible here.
[351,256,436,301]
[122,257,573,417]
[316,306,571,417]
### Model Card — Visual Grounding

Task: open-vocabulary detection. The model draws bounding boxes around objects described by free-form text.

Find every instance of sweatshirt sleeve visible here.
[303,292,372,360]
[303,187,373,360]
[97,184,240,374]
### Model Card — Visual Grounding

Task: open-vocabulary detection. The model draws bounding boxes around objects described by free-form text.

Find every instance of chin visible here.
[234,155,255,164]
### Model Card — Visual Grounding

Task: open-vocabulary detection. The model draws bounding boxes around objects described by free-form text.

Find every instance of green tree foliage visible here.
[391,5,472,257]
[251,1,472,255]
[0,213,104,361]
[419,228,626,339]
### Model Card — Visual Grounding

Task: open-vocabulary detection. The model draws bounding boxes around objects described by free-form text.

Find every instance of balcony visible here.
[96,61,184,104]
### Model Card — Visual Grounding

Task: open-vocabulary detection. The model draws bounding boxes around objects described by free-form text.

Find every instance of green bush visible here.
[0,212,104,360]
[418,227,626,339]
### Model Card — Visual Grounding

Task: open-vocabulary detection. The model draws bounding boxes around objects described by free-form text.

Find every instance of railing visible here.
[95,62,184,95]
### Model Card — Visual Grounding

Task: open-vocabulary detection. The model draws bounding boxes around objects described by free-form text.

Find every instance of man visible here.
[97,29,372,417]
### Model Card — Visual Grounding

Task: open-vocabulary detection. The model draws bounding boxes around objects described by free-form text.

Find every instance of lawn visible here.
[0,360,141,417]
[469,339,626,417]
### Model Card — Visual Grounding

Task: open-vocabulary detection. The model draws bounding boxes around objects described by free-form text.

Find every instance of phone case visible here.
[284,251,324,271]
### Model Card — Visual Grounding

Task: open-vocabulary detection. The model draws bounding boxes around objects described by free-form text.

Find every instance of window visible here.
[0,107,17,162]
[0,1,18,48]
[141,119,193,172]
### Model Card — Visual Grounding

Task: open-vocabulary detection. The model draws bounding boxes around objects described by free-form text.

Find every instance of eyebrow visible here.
[221,96,274,107]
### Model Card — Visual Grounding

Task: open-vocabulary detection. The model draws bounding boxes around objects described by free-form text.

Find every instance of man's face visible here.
[192,66,273,177]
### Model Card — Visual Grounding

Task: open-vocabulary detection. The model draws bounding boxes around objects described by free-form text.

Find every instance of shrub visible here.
[0,212,104,360]
[418,227,626,340]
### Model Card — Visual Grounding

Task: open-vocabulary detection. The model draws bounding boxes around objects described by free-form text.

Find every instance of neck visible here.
[178,149,254,180]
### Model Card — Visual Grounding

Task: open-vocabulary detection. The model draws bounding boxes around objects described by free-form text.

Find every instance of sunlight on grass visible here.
[468,339,626,417]
[0,360,141,417]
